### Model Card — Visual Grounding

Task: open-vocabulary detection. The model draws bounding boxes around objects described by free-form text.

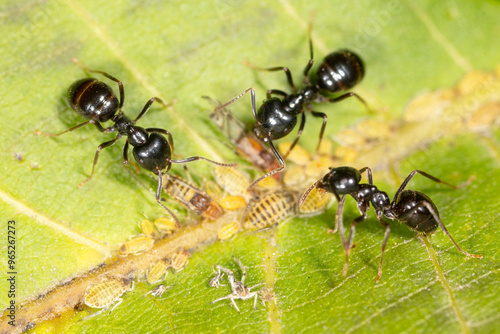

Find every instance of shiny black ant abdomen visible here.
[214,42,367,191]
[300,166,482,281]
[36,61,235,225]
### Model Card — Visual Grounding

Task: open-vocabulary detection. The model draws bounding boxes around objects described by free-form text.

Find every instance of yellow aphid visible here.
[120,236,154,256]
[335,128,366,148]
[317,138,333,156]
[456,70,495,95]
[283,165,307,188]
[220,195,246,210]
[154,217,178,234]
[213,165,250,196]
[334,146,358,163]
[205,180,223,203]
[403,90,453,122]
[467,102,500,129]
[140,219,156,238]
[218,221,240,240]
[242,190,298,230]
[278,142,311,165]
[300,187,333,216]
[355,119,391,140]
[83,277,134,320]
[147,260,169,284]
[171,248,190,271]
[255,174,280,190]
[305,156,336,178]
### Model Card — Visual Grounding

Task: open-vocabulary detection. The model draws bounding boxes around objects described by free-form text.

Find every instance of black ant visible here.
[214,35,367,190]
[300,166,482,281]
[36,60,235,225]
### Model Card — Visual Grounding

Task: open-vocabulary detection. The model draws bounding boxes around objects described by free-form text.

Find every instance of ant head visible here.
[132,132,171,172]
[255,98,298,140]
[316,49,364,93]
[68,78,119,122]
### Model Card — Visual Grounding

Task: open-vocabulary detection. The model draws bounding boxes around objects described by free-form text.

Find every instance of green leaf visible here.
[1,0,500,333]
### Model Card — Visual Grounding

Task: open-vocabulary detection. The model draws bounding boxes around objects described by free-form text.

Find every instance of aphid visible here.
[153,217,178,234]
[211,257,263,312]
[277,142,311,165]
[36,61,235,225]
[205,97,280,174]
[214,32,366,189]
[209,266,225,288]
[205,180,224,203]
[242,190,299,230]
[119,236,154,256]
[301,166,482,281]
[82,277,134,320]
[147,260,169,284]
[140,219,156,238]
[171,248,190,272]
[213,165,251,196]
[219,196,246,211]
[145,284,172,298]
[299,187,333,216]
[218,221,241,240]
[258,287,274,304]
[162,174,223,220]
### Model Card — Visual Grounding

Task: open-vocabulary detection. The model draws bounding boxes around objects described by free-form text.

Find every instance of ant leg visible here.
[79,136,121,187]
[35,120,93,137]
[283,112,306,160]
[418,201,482,258]
[170,156,236,167]
[266,89,288,100]
[393,170,456,204]
[155,170,181,228]
[310,111,327,155]
[122,140,130,165]
[134,97,163,123]
[247,138,285,191]
[72,58,125,109]
[146,128,174,156]
[335,195,348,272]
[303,12,315,80]
[376,218,391,282]
[358,167,373,185]
[342,206,368,276]
[328,92,370,113]
[244,62,296,91]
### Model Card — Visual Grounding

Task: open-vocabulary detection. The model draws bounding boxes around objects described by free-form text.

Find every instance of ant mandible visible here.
[36,60,235,225]
[214,33,367,191]
[300,166,482,281]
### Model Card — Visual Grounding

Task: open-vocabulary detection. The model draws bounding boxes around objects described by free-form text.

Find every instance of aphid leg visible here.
[79,136,122,187]
[108,298,123,314]
[233,257,246,284]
